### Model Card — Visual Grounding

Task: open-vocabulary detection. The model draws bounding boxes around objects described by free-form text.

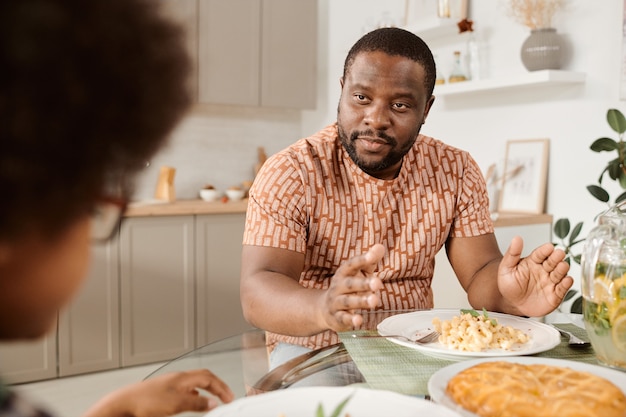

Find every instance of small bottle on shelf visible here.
[448,50,467,83]
[466,30,481,81]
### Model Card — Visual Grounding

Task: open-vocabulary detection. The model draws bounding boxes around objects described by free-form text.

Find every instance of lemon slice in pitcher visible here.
[612,315,626,352]
[592,277,612,303]
[610,300,626,322]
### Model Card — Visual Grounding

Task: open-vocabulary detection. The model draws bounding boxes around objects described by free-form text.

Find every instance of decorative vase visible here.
[520,27,565,71]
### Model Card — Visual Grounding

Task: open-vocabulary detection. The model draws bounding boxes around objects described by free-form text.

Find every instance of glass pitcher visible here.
[580,203,626,370]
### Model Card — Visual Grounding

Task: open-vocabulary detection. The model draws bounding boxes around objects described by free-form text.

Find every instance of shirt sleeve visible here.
[449,152,494,238]
[242,150,309,253]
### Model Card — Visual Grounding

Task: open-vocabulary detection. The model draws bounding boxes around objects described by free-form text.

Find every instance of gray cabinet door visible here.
[160,0,199,101]
[0,333,57,384]
[58,240,120,376]
[198,0,317,108]
[261,0,318,109]
[195,213,254,347]
[120,216,195,366]
[198,0,261,106]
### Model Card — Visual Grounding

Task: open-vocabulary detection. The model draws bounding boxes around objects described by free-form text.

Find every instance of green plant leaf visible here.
[570,296,583,314]
[607,108,626,134]
[620,171,626,189]
[461,308,479,317]
[329,395,353,417]
[460,308,496,325]
[616,191,626,203]
[587,184,610,202]
[597,167,609,184]
[568,222,584,243]
[553,218,570,239]
[608,159,622,180]
[556,109,626,313]
[590,137,618,152]
[563,289,578,301]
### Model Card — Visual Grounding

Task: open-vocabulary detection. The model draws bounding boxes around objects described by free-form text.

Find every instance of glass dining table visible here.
[144,310,596,401]
[145,310,406,398]
[145,328,363,398]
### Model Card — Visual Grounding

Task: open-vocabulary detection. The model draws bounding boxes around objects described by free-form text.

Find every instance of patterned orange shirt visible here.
[243,123,494,351]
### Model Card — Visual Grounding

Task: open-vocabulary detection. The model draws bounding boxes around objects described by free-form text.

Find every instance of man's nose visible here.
[363,103,391,129]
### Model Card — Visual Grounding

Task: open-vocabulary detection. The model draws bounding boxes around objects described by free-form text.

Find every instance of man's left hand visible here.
[498,236,574,317]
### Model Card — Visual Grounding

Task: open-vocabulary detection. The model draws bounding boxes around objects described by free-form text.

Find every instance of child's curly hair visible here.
[0,0,192,239]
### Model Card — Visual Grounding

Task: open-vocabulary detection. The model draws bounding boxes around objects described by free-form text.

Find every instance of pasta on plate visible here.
[432,309,530,352]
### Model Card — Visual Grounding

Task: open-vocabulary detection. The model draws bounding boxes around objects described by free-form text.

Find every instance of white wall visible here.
[132,104,303,200]
[137,0,625,261]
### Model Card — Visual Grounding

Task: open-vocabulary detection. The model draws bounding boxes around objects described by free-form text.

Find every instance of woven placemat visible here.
[339,323,597,396]
[535,323,596,363]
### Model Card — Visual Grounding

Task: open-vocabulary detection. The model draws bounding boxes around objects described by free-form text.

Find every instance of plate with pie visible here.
[377,309,560,361]
[427,357,626,417]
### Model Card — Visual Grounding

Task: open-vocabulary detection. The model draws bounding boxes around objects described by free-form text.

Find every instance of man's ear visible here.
[422,95,436,124]
[339,76,344,88]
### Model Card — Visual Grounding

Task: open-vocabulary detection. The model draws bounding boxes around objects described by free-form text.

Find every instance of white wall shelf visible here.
[434,70,586,97]
[404,18,459,41]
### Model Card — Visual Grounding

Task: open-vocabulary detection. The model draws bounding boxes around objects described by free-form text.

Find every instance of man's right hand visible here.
[318,244,385,332]
[241,243,385,337]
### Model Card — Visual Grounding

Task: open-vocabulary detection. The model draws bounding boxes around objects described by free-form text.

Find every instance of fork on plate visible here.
[351,330,440,344]
[551,325,591,348]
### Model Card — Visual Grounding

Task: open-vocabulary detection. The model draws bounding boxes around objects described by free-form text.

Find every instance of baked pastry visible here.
[446,361,626,417]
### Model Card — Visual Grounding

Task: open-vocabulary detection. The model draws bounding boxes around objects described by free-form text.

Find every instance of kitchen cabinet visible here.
[195,213,254,346]
[119,216,196,366]
[0,335,56,384]
[160,0,199,101]
[197,0,317,108]
[0,242,120,383]
[431,214,553,309]
[2,204,251,384]
[58,240,120,376]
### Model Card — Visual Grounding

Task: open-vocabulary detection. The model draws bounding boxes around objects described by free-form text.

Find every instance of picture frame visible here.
[403,0,466,27]
[403,0,438,27]
[497,139,550,214]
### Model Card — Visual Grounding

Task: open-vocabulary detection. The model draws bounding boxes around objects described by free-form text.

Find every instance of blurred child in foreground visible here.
[0,0,234,415]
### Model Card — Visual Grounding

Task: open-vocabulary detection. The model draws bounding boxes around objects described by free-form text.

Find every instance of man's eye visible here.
[393,103,409,110]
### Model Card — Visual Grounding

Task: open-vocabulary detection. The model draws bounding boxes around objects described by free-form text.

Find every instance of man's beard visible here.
[338,123,417,176]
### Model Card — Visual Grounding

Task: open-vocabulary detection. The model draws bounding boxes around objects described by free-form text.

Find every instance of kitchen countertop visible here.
[492,212,553,227]
[126,199,553,228]
[125,198,248,217]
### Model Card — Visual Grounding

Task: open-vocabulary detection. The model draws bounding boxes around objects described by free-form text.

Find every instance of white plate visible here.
[206,386,462,417]
[427,357,626,417]
[377,309,560,361]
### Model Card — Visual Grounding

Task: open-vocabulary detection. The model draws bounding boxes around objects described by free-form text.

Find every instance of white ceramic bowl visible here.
[225,188,245,201]
[199,189,221,202]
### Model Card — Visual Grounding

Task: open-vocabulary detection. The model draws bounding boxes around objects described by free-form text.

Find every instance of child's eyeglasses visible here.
[90,198,127,242]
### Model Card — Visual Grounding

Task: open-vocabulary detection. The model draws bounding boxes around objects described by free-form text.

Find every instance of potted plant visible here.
[504,0,567,71]
[553,108,626,313]
[505,0,564,30]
